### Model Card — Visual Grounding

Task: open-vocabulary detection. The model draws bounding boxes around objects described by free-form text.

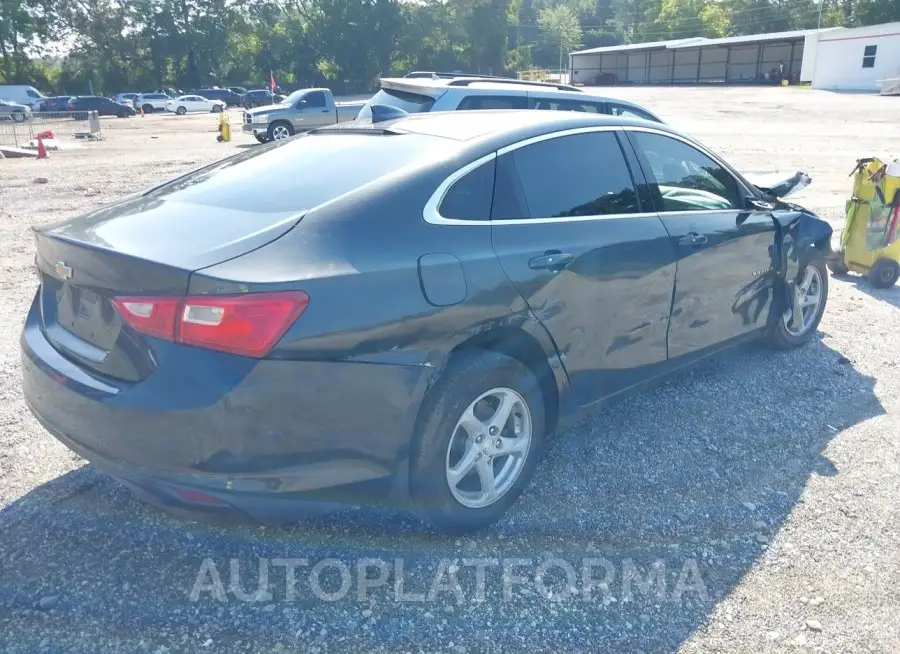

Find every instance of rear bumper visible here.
[21,293,430,519]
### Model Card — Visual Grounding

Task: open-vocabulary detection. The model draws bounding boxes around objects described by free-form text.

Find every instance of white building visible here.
[808,21,900,91]
[568,22,900,92]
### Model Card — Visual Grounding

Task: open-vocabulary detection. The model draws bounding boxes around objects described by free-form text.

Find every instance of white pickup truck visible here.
[242,88,365,142]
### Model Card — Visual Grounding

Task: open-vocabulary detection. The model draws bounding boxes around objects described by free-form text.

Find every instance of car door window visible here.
[438,159,496,221]
[304,91,326,108]
[609,103,657,122]
[530,98,604,113]
[631,131,744,212]
[457,95,528,110]
[492,132,641,220]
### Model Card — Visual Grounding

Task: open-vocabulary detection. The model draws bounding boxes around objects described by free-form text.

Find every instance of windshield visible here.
[357,88,436,121]
[282,90,307,105]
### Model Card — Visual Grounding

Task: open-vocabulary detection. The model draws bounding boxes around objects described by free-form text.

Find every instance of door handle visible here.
[321,109,329,113]
[678,232,707,249]
[528,250,574,271]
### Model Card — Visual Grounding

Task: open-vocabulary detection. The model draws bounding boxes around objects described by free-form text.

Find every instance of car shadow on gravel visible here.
[0,337,885,654]
[841,274,900,309]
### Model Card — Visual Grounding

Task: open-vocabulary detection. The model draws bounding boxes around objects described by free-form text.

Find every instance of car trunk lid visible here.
[34,196,302,382]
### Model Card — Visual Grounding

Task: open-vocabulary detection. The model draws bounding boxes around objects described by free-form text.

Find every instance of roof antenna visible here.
[369,104,409,124]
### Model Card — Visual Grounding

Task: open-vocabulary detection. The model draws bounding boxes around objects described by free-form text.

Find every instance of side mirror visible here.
[746,196,776,212]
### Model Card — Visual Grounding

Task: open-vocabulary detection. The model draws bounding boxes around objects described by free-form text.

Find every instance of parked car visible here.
[69,96,136,118]
[21,110,832,532]
[0,84,48,110]
[134,93,172,113]
[189,88,244,106]
[356,75,663,123]
[165,95,226,115]
[242,88,364,142]
[229,86,248,96]
[241,89,284,109]
[112,93,140,107]
[38,96,76,112]
[0,98,31,122]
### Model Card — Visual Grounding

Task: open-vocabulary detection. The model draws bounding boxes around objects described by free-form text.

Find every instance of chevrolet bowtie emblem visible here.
[54,261,73,280]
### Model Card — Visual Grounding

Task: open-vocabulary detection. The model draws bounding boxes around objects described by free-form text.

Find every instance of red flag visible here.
[269,71,276,92]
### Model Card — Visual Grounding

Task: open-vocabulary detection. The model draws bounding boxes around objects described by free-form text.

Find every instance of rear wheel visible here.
[142,104,154,114]
[12,111,26,123]
[410,351,545,533]
[267,121,293,141]
[175,106,186,116]
[868,258,900,288]
[767,259,828,349]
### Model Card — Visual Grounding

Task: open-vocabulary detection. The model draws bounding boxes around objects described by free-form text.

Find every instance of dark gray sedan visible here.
[21,110,832,533]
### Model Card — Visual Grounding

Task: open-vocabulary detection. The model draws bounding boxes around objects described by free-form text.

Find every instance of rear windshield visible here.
[143,132,451,214]
[357,89,436,121]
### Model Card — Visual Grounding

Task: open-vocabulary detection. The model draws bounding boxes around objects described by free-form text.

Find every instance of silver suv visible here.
[356,76,664,123]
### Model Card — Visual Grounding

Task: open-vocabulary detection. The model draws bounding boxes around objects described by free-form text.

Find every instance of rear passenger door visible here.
[489,129,677,407]
[623,128,777,359]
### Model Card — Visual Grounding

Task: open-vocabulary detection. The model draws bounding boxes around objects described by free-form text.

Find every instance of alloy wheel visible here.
[444,387,532,509]
[782,264,823,336]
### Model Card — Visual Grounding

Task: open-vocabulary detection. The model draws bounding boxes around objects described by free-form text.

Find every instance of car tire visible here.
[254,134,269,144]
[826,248,850,275]
[212,105,222,113]
[766,258,829,349]
[867,258,900,288]
[12,111,26,123]
[142,104,154,114]
[409,350,545,533]
[176,106,187,116]
[267,121,293,141]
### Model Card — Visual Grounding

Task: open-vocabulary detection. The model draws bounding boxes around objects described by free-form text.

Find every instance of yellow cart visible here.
[828,157,900,288]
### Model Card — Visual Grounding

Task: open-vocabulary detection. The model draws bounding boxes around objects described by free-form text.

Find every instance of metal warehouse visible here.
[569,29,834,87]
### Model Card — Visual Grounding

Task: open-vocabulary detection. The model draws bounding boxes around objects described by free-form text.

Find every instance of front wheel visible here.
[12,111,26,123]
[267,121,293,141]
[410,351,546,533]
[175,106,186,116]
[142,104,154,114]
[868,258,900,288]
[212,104,223,113]
[766,259,828,349]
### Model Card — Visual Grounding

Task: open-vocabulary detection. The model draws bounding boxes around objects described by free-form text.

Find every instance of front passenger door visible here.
[624,129,777,359]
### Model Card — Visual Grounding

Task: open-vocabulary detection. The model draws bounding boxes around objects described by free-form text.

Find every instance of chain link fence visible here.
[0,111,102,148]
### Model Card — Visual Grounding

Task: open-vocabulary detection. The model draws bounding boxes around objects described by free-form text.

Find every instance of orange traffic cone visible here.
[36,134,48,159]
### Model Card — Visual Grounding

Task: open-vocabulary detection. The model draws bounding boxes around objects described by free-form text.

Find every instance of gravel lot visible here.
[1,89,899,654]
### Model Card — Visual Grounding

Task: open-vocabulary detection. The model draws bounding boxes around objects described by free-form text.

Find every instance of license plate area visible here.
[41,275,121,353]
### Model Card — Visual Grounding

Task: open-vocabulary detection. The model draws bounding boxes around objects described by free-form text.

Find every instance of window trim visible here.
[422,125,752,226]
[623,126,757,215]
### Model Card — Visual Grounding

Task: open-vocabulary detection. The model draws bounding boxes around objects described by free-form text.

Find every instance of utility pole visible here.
[817,0,824,29]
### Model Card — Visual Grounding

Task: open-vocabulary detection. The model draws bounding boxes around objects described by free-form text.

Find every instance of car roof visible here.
[378,77,658,112]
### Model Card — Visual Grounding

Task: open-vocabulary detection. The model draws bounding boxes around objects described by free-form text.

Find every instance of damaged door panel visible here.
[489,130,676,408]
[623,130,779,359]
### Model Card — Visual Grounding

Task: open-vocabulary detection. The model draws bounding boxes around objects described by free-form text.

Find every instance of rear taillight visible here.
[112,291,309,358]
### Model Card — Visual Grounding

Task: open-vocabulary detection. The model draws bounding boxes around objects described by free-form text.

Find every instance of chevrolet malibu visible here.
[21,110,832,532]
